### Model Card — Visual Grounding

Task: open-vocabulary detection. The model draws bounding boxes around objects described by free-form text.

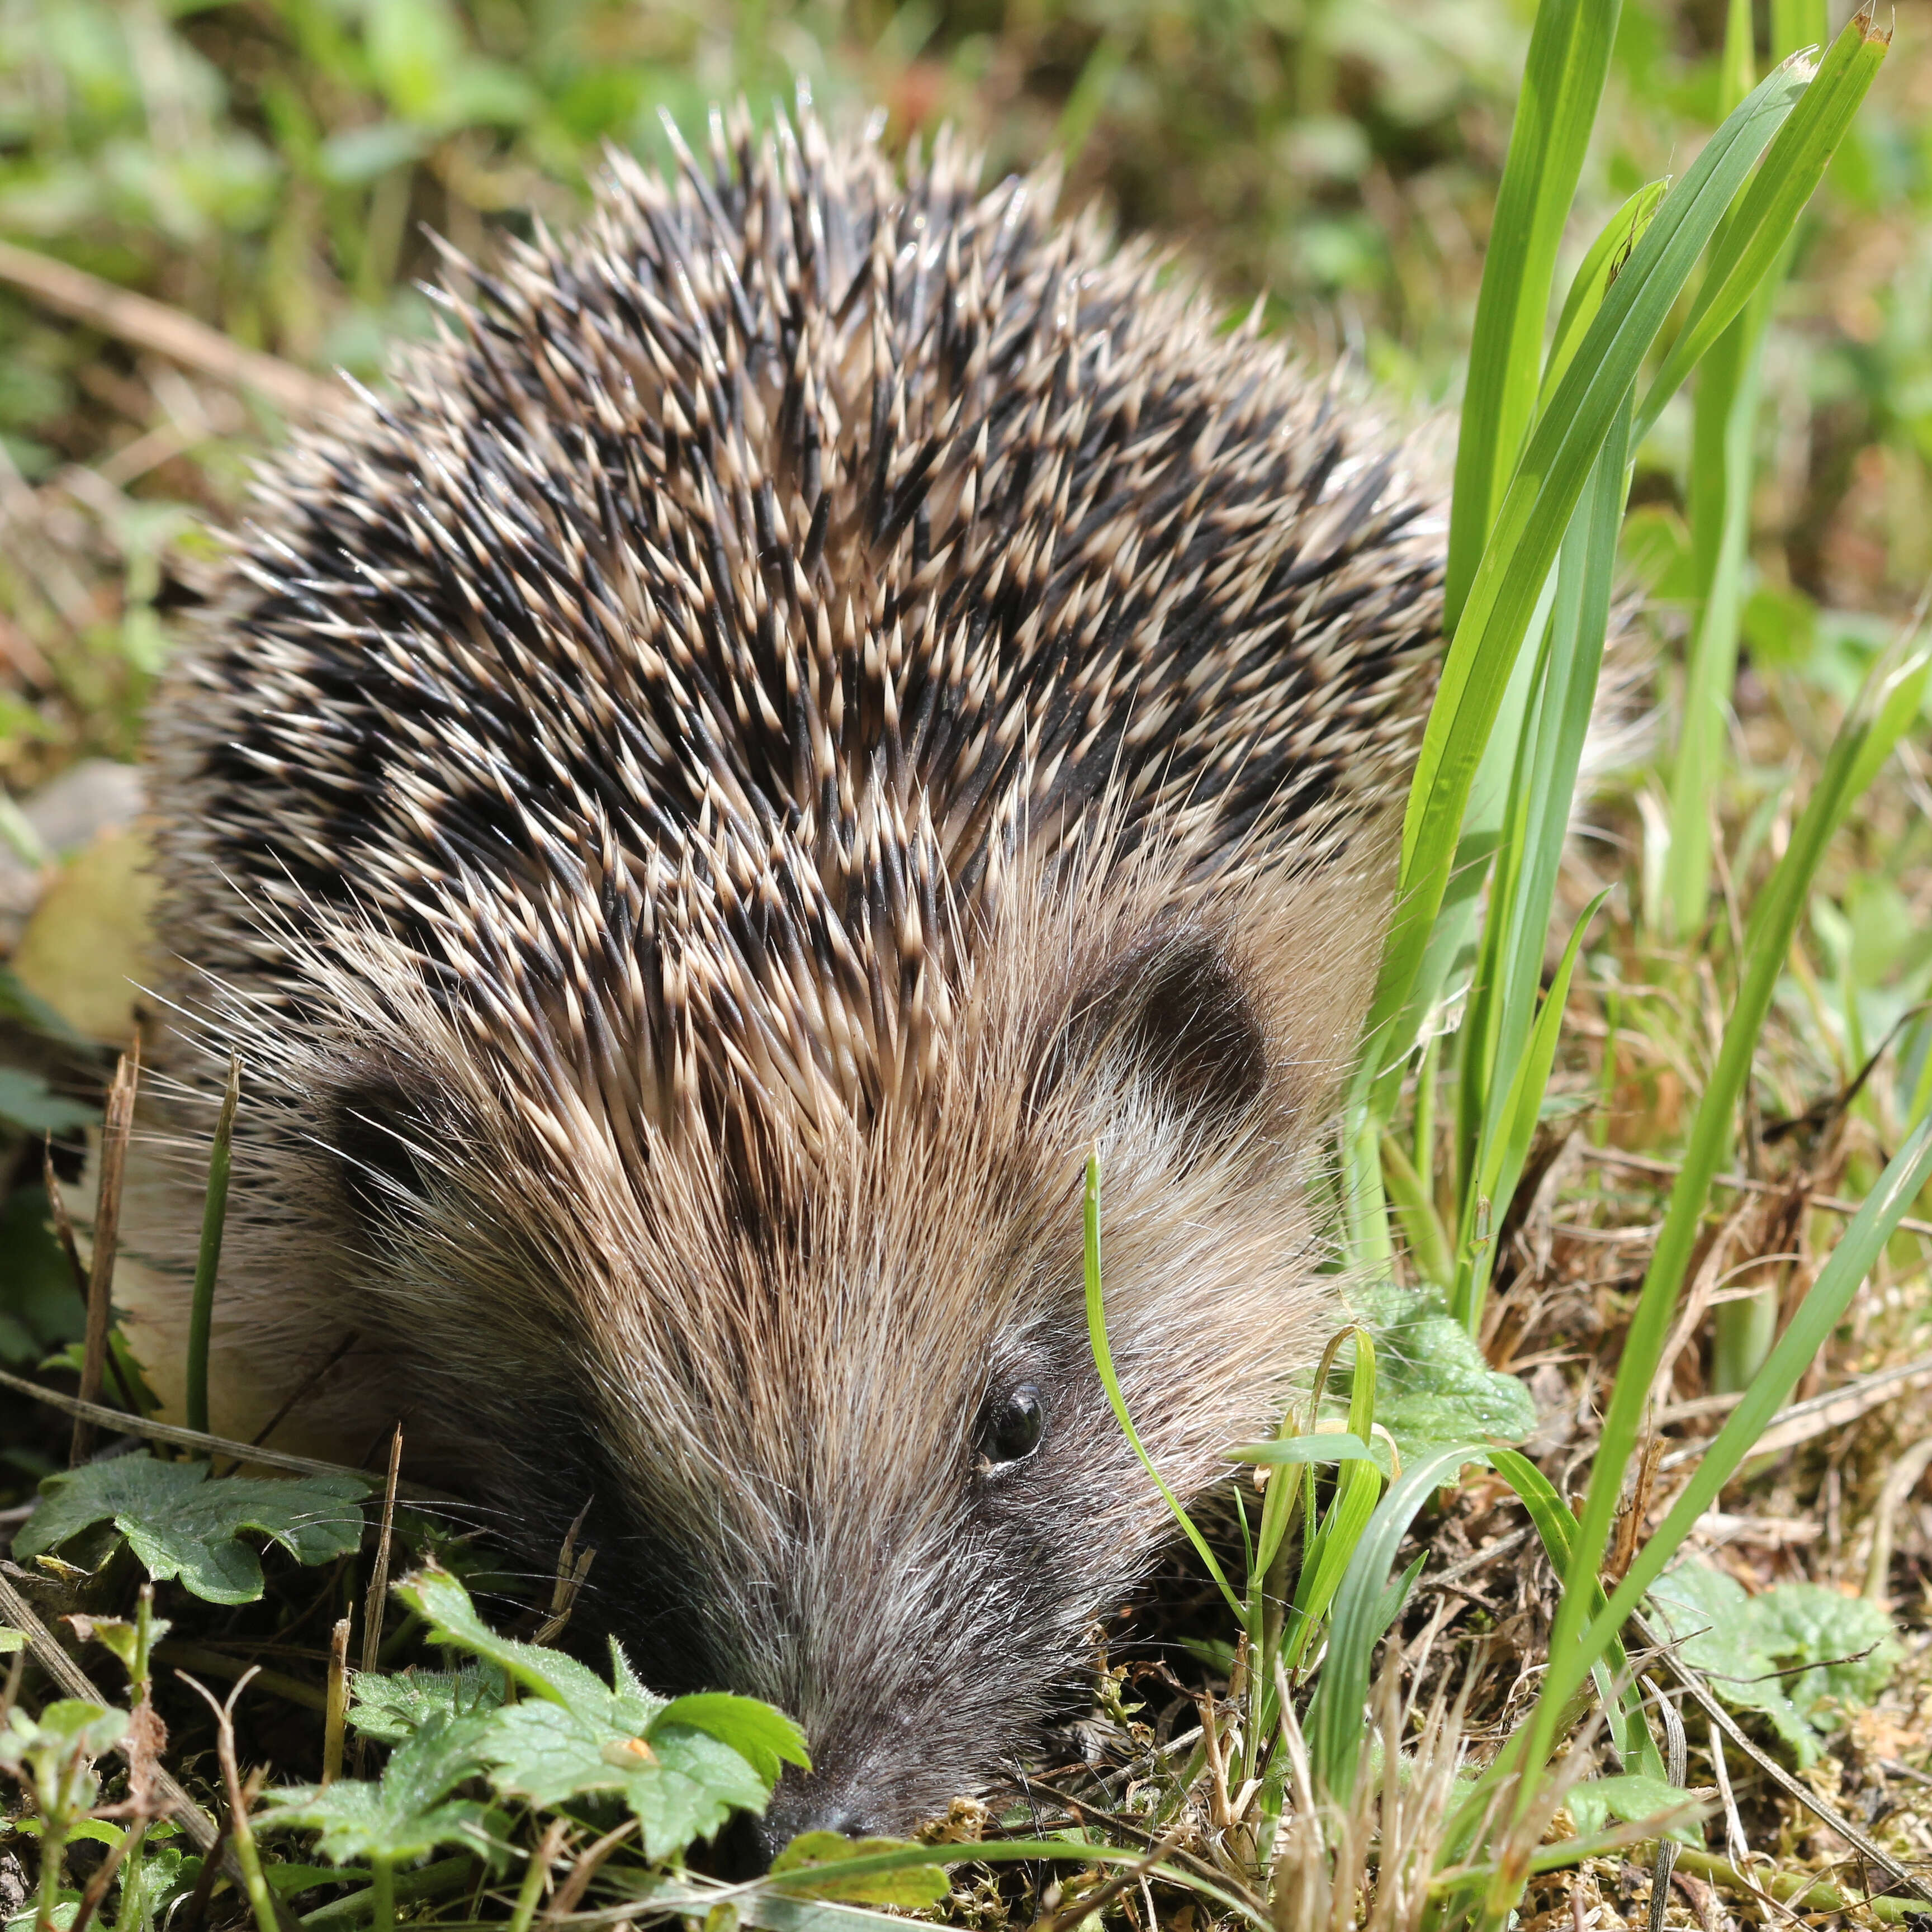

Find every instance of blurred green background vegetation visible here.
[0,0,1926,801]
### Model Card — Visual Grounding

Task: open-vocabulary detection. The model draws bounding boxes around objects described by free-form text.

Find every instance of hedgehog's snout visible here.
[730,1769,873,1872]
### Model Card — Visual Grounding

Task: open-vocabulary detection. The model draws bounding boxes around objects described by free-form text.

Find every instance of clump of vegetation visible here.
[5,0,1932,1928]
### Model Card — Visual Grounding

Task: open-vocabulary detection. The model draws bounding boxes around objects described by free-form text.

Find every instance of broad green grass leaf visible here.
[257,1712,498,1864]
[1538,182,1669,414]
[1307,1440,1493,1799]
[1565,1773,1701,1843]
[1445,0,1623,626]
[1638,9,1891,434]
[1650,1564,1898,1764]
[349,1663,508,1742]
[1227,1433,1379,1467]
[769,1832,950,1906]
[1455,891,1611,1329]
[16,1453,368,1604]
[1368,56,1812,1076]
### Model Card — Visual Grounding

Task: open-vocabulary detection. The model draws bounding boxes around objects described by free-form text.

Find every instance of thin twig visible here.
[0,1365,458,1502]
[0,239,337,417]
[43,1146,143,1417]
[73,1046,138,1464]
[541,1820,637,1924]
[1578,1143,1932,1239]
[1659,1351,1932,1471]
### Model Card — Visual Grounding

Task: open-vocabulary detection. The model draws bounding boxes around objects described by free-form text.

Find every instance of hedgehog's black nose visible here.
[713,1772,865,1875]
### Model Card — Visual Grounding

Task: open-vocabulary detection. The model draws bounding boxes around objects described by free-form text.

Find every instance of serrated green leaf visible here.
[0,1697,126,1811]
[768,1832,950,1906]
[393,1565,789,1858]
[1650,1564,1898,1765]
[15,1452,369,1604]
[1346,1283,1537,1456]
[349,1662,509,1742]
[479,1703,767,1854]
[395,1565,620,1710]
[654,1693,811,1784]
[257,1712,498,1865]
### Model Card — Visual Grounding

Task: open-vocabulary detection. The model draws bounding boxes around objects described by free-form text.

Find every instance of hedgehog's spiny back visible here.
[155,103,1441,1153]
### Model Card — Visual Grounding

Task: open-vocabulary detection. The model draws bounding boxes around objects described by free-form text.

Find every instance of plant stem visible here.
[368,1857,393,1932]
[186,1053,241,1438]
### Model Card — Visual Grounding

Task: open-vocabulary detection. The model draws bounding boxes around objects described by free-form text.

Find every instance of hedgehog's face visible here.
[262,865,1380,1850]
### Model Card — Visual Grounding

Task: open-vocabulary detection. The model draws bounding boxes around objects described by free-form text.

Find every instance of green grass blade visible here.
[1453,390,1632,1322]
[1082,1150,1243,1620]
[1662,292,1774,949]
[1444,0,1624,632]
[1566,1105,1932,1699]
[1365,56,1811,1085]
[1452,892,1609,1330]
[1516,634,1932,1793]
[186,1052,242,1439]
[1306,1439,1493,1799]
[1637,9,1890,437]
[1380,1132,1453,1289]
[1538,182,1669,414]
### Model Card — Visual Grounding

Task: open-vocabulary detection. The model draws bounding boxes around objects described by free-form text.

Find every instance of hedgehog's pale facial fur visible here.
[129,102,1443,1836]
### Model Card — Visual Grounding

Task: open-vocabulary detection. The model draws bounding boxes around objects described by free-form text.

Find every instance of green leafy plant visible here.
[15,1452,369,1604]
[1650,1564,1899,1763]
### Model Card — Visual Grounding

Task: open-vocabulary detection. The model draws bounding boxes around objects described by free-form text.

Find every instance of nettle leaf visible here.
[476,1683,771,1854]
[351,1662,509,1742]
[1651,1564,1900,1765]
[0,1698,127,1799]
[769,1831,951,1906]
[257,1712,500,1865]
[394,1565,806,1858]
[16,1453,369,1605]
[1566,1773,1702,1844]
[654,1694,809,1786]
[396,1566,617,1708]
[1346,1282,1537,1456]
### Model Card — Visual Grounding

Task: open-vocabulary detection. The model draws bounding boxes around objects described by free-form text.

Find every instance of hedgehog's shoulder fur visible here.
[124,102,1445,1833]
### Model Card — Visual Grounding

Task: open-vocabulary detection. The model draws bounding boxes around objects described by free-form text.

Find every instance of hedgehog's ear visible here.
[333,1081,428,1225]
[1041,931,1268,1137]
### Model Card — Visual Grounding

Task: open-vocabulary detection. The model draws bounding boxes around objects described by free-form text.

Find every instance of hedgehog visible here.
[124,99,1446,1845]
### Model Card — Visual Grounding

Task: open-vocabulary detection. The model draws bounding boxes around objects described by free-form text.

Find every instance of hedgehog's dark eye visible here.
[984,1384,1045,1464]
